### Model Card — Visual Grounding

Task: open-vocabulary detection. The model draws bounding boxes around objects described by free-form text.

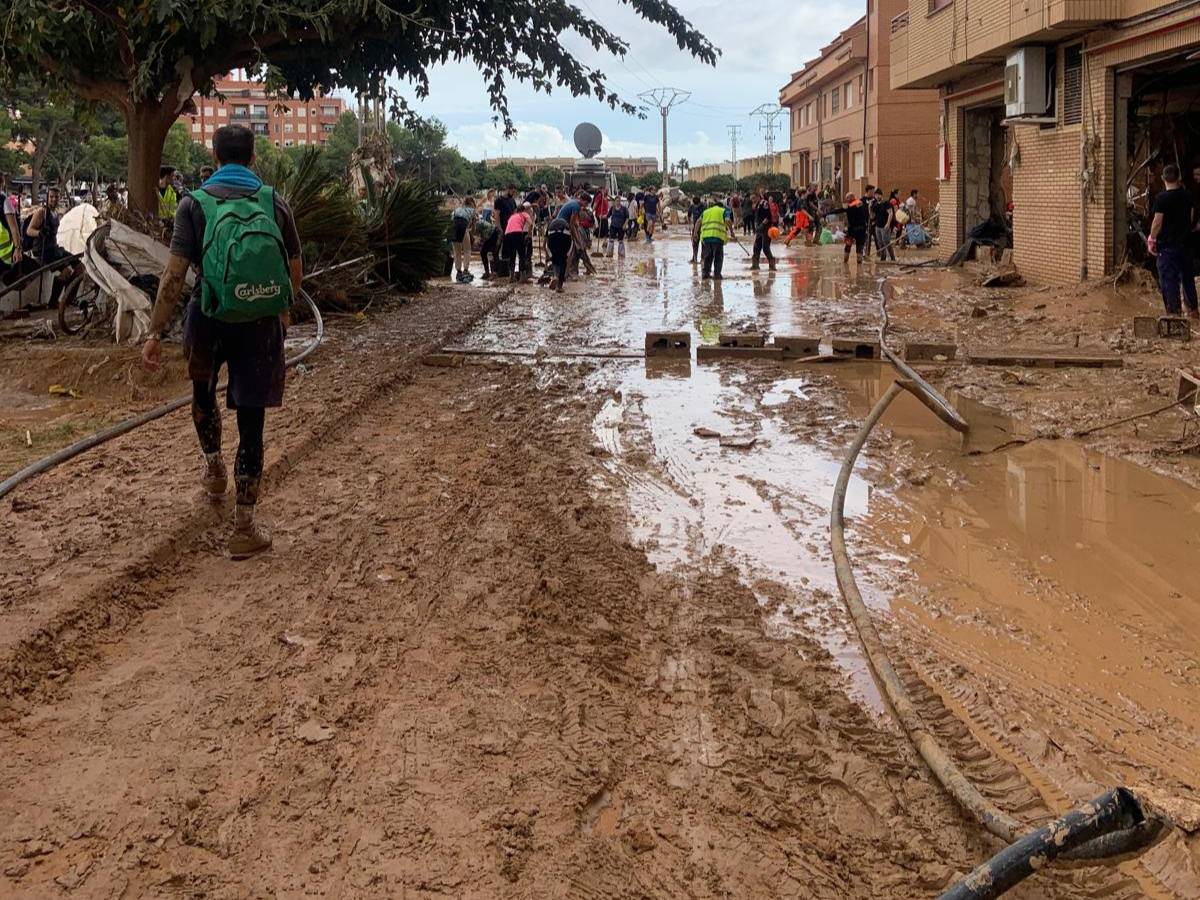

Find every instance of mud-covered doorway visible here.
[1116,54,1200,275]
[960,103,1011,246]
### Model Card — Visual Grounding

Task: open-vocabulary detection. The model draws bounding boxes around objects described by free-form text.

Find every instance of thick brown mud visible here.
[1,232,1198,896]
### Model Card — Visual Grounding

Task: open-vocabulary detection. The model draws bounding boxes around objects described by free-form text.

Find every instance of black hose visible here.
[0,287,323,502]
[938,789,1150,900]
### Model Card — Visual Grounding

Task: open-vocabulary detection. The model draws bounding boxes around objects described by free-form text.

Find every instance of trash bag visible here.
[819,228,834,245]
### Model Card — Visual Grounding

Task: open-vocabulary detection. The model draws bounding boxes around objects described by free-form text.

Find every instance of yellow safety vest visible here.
[0,208,14,264]
[158,184,178,221]
[700,205,728,243]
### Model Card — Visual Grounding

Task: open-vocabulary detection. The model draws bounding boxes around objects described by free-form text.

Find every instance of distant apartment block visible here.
[780,0,940,204]
[178,74,345,149]
[890,0,1200,282]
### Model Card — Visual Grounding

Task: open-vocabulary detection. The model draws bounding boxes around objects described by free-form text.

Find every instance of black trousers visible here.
[192,380,265,506]
[701,240,724,278]
[752,226,774,264]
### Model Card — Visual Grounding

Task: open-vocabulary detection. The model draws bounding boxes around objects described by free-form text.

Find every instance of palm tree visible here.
[676,157,689,181]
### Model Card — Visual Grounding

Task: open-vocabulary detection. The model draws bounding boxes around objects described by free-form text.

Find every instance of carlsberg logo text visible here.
[234,283,283,302]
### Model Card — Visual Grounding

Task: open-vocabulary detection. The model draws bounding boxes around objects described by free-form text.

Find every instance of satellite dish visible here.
[573,122,603,159]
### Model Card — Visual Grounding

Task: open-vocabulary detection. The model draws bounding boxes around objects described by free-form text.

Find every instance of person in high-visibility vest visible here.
[0,182,23,283]
[694,197,733,280]
[158,166,178,231]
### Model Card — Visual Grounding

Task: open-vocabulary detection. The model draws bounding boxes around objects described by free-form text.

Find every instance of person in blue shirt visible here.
[642,189,660,242]
[607,200,629,258]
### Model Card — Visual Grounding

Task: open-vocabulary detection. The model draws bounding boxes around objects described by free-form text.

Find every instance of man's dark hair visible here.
[507,184,516,191]
[213,125,255,165]
[159,165,175,178]
[910,188,919,196]
[1164,163,1181,183]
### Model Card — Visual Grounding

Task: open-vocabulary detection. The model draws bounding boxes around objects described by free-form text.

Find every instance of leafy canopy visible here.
[4,1,716,133]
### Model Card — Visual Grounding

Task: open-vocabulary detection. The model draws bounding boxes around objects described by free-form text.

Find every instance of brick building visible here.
[483,156,659,177]
[178,74,345,150]
[779,1,940,203]
[891,0,1200,283]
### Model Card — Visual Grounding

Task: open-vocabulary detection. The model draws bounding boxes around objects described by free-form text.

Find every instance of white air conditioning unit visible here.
[1004,47,1048,117]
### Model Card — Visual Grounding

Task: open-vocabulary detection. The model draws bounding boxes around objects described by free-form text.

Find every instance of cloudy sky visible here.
[385,0,863,166]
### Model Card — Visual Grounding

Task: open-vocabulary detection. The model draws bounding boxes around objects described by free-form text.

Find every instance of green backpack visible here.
[192,186,292,322]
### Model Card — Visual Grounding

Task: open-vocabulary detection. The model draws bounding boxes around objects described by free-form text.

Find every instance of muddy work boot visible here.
[202,452,228,499]
[228,504,272,559]
[768,259,777,271]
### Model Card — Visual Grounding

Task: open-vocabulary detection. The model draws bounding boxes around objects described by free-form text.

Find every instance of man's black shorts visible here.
[183,299,285,409]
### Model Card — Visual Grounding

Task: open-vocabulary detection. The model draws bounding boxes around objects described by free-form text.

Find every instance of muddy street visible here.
[2,232,1199,897]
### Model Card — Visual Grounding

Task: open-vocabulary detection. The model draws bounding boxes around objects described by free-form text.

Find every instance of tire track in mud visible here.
[0,288,511,712]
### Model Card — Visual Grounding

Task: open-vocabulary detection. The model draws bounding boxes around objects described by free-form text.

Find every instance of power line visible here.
[749,103,785,173]
[638,88,691,187]
[726,124,742,181]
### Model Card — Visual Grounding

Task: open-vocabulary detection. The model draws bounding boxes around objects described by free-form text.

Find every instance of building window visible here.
[218,107,228,117]
[232,105,249,119]
[298,107,306,117]
[204,106,214,116]
[284,122,293,132]
[852,150,864,179]
[323,122,335,133]
[844,81,853,109]
[284,139,294,147]
[869,142,875,174]
[298,122,308,133]
[191,122,200,133]
[1062,44,1082,126]
[321,106,337,116]
[928,0,952,13]
[831,88,840,114]
[811,158,819,182]
[868,68,875,94]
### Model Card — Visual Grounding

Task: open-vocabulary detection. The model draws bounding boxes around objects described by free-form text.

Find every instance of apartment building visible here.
[178,74,345,150]
[891,0,1200,283]
[687,152,792,183]
[483,156,660,177]
[779,1,940,203]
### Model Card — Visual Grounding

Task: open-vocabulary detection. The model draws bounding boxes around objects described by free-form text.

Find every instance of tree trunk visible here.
[124,99,179,217]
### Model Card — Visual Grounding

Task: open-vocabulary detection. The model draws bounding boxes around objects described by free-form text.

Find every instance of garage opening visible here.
[1117,55,1200,276]
[960,103,1012,251]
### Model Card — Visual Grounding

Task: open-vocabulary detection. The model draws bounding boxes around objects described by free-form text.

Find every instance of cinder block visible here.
[773,335,821,359]
[830,338,882,360]
[1159,317,1191,341]
[718,332,766,348]
[1133,316,1158,339]
[696,346,784,363]
[904,341,958,362]
[645,331,691,357]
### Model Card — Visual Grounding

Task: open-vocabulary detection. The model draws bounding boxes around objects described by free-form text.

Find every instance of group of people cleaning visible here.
[448,184,666,291]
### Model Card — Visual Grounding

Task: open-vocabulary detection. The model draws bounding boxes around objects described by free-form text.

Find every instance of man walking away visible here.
[607,198,629,258]
[697,198,732,280]
[1149,164,1199,318]
[142,124,301,559]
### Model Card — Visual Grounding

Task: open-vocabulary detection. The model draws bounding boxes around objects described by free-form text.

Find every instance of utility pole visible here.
[726,124,742,182]
[639,88,691,188]
[749,103,785,174]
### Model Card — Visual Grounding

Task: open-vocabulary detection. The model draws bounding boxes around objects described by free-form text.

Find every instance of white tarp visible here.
[80,217,193,344]
[58,203,99,255]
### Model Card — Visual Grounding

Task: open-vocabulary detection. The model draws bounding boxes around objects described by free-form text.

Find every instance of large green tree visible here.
[5,1,715,215]
[1,78,92,196]
[529,166,566,189]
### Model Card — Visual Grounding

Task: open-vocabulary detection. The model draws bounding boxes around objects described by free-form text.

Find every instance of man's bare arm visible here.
[148,253,191,336]
[25,208,44,237]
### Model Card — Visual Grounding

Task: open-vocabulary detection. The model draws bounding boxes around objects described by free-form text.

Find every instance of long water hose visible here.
[0,284,325,502]
[827,283,1166,898]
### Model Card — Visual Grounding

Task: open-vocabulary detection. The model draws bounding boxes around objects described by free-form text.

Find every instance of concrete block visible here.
[966,347,1123,369]
[772,335,822,359]
[1133,316,1158,339]
[1159,316,1191,341]
[645,331,691,357]
[830,338,882,360]
[718,332,766,348]
[696,346,784,363]
[904,341,958,362]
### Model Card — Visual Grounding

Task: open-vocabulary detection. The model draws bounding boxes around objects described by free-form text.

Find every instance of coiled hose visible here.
[0,286,324,502]
[827,282,1166,899]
